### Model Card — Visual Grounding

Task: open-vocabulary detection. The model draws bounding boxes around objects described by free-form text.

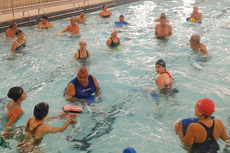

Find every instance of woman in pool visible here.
[74,39,91,59]
[17,102,74,152]
[155,59,173,91]
[107,28,120,48]
[11,29,27,53]
[0,87,27,146]
[174,98,228,152]
[99,5,112,17]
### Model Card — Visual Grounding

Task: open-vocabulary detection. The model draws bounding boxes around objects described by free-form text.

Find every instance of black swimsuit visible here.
[78,49,89,59]
[110,37,120,47]
[191,120,220,153]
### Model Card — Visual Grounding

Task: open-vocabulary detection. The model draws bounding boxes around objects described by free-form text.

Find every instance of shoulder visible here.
[167,24,172,28]
[12,40,18,45]
[91,75,98,81]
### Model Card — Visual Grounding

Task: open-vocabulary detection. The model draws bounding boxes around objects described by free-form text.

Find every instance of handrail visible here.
[38,7,46,15]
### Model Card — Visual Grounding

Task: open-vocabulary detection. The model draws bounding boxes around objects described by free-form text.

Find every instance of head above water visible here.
[34,102,49,120]
[79,39,86,45]
[193,5,199,12]
[119,15,124,22]
[42,15,48,20]
[160,13,166,18]
[102,5,107,11]
[155,59,166,68]
[9,21,16,28]
[196,98,215,116]
[16,29,23,36]
[7,86,24,101]
[77,67,89,86]
[191,34,200,43]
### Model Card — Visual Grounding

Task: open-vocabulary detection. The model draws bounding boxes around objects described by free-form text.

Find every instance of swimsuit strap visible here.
[8,104,20,111]
[198,120,215,142]
[78,49,80,58]
[110,37,113,43]
[26,118,43,136]
[162,71,173,81]
[86,50,88,57]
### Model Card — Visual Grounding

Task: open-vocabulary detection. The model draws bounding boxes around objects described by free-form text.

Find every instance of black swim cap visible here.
[7,86,23,101]
[16,29,22,35]
[156,59,166,68]
[34,102,49,120]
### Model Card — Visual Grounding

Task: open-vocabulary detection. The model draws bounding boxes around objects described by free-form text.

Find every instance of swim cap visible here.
[196,98,215,116]
[7,86,23,101]
[155,59,166,68]
[16,29,22,35]
[111,28,116,34]
[79,39,86,45]
[123,147,137,153]
[34,102,49,120]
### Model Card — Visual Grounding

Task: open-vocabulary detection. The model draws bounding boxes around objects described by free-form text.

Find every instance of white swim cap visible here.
[111,28,116,34]
[79,39,86,44]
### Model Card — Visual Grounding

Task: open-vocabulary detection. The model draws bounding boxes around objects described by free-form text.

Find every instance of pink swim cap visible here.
[196,98,215,116]
[69,106,81,116]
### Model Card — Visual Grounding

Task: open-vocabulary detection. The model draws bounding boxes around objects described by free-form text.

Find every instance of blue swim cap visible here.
[123,147,137,153]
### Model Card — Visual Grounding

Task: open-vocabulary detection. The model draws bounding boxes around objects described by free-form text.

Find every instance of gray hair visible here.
[71,16,76,20]
[192,34,200,43]
[194,5,198,9]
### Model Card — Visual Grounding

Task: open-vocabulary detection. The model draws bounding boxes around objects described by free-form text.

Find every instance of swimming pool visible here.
[1,0,230,152]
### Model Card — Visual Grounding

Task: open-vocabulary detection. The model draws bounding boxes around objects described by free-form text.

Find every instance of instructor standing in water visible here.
[99,5,112,17]
[154,16,172,40]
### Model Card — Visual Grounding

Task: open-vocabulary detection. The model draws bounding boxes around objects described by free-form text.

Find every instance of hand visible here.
[59,112,68,118]
[68,115,77,123]
[174,121,183,133]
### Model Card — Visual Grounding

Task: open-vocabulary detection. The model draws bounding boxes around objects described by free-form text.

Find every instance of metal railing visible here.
[0,0,90,17]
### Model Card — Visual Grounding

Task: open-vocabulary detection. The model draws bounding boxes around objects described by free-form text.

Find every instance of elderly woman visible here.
[17,102,74,152]
[107,28,120,48]
[74,39,91,59]
[11,29,27,52]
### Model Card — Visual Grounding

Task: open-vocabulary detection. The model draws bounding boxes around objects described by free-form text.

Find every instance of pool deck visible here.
[0,0,139,33]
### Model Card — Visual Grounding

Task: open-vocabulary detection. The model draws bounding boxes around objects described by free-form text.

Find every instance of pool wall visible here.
[0,0,139,33]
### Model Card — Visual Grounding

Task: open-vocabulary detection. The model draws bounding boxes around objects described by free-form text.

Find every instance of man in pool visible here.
[190,34,208,54]
[174,98,229,152]
[76,11,87,23]
[65,67,101,104]
[99,5,112,17]
[5,21,17,40]
[38,16,53,29]
[155,13,169,23]
[118,15,129,24]
[190,5,202,23]
[154,16,172,40]
[60,16,80,35]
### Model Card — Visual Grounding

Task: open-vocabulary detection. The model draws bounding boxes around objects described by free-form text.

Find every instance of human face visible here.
[189,36,196,47]
[194,105,201,117]
[111,31,117,37]
[20,91,27,101]
[160,19,166,27]
[80,42,87,50]
[77,72,89,86]
[70,18,75,25]
[155,65,165,74]
[17,32,24,40]
[103,5,107,11]
[80,12,85,17]
[119,16,124,22]
[42,18,47,24]
[193,6,198,13]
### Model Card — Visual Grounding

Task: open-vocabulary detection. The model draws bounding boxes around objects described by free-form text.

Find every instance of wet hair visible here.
[156,59,166,68]
[160,16,166,20]
[192,34,200,43]
[7,86,23,101]
[9,21,16,28]
[34,102,49,120]
[161,13,166,16]
[120,15,124,18]
[42,15,48,20]
[81,11,85,13]
[102,5,106,9]
[16,29,23,35]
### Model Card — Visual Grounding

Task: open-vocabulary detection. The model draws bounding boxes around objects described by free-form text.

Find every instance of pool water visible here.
[1,0,230,152]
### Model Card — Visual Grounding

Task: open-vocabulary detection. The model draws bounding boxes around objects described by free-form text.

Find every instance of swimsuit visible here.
[155,71,173,90]
[102,15,110,18]
[25,118,43,145]
[110,37,120,47]
[190,120,219,153]
[77,49,89,59]
[2,102,22,126]
[69,75,96,99]
[157,36,166,40]
[15,40,26,52]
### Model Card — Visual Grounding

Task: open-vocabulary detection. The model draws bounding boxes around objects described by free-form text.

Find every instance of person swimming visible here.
[17,102,74,152]
[155,59,176,94]
[0,87,27,147]
[74,39,91,59]
[106,28,120,48]
[11,29,27,53]
[99,5,112,17]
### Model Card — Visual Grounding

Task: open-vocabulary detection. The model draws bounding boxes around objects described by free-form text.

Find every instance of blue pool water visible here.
[0,0,230,152]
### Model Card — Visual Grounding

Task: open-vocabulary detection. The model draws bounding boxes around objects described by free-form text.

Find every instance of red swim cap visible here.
[196,98,215,116]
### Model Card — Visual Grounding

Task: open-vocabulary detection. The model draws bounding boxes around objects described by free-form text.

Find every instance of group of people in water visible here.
[1,3,230,153]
